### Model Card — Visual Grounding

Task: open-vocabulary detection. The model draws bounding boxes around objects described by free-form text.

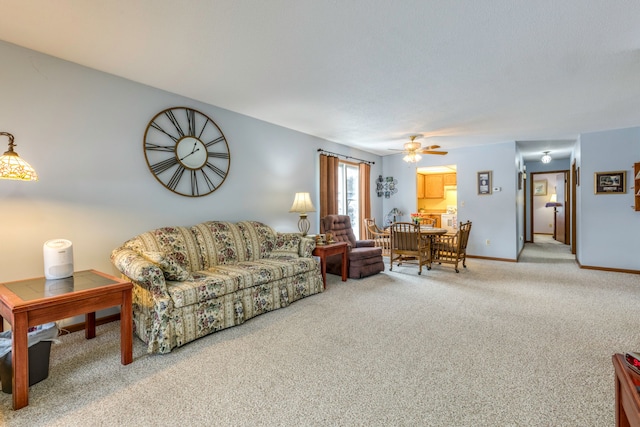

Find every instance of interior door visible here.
[555,172,566,243]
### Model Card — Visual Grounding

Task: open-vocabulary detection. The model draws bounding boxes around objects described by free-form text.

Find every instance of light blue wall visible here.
[578,127,639,270]
[381,141,519,261]
[0,40,382,283]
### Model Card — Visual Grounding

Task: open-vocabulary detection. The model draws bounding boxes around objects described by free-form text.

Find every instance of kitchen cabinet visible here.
[417,174,425,199]
[424,174,444,198]
[423,214,441,228]
[444,173,457,186]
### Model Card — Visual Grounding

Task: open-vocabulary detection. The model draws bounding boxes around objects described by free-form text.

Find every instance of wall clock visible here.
[143,107,230,197]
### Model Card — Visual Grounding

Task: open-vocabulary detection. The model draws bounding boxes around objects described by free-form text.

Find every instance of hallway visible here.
[521,233,575,263]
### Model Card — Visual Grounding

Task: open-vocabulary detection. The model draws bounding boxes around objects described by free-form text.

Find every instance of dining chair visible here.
[432,220,472,272]
[364,218,391,257]
[389,222,431,275]
[418,217,436,227]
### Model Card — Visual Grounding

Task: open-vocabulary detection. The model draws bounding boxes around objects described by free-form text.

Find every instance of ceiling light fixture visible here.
[402,136,423,163]
[0,132,38,181]
[541,151,552,164]
[403,152,422,163]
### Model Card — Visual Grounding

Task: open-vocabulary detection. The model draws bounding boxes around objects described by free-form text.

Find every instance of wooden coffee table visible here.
[0,269,132,410]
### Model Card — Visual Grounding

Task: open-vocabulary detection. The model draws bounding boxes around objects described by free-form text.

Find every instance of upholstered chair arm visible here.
[355,240,376,248]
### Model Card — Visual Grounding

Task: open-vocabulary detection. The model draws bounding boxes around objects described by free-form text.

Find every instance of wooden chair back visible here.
[418,217,436,227]
[432,220,472,273]
[365,218,390,256]
[389,222,431,275]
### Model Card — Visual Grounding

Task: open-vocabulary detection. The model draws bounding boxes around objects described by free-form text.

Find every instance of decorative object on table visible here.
[594,170,626,194]
[477,171,492,195]
[383,208,404,227]
[541,151,552,163]
[410,213,421,224]
[315,234,326,246]
[43,239,74,280]
[376,175,398,198]
[387,135,448,163]
[143,107,230,197]
[624,352,640,376]
[289,192,316,236]
[0,132,38,181]
[326,232,334,244]
[533,179,547,196]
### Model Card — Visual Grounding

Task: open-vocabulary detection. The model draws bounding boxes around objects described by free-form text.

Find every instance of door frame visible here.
[528,169,570,243]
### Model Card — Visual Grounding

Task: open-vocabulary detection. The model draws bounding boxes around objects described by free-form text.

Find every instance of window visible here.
[337,161,360,237]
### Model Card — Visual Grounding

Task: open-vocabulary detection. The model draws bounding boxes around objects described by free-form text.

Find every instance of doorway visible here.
[529,170,570,245]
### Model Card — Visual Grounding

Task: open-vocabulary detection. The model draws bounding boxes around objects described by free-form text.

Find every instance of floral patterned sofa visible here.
[111,220,323,354]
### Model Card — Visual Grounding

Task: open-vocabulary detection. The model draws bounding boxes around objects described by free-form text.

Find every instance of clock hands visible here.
[179,142,200,161]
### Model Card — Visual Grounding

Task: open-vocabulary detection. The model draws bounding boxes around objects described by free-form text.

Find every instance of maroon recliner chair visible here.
[320,215,384,279]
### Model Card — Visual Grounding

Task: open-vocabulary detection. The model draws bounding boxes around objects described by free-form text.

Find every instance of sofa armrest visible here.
[355,239,375,248]
[299,235,316,258]
[110,247,169,297]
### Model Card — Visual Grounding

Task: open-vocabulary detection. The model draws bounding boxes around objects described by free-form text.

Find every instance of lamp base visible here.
[297,214,310,236]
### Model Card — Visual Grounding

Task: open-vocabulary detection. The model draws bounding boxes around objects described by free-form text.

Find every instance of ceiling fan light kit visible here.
[393,135,448,163]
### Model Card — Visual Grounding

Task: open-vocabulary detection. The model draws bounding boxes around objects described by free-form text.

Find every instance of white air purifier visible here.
[43,239,74,280]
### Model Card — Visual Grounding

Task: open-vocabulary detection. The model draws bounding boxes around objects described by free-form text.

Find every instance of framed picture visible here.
[594,170,626,194]
[533,180,547,196]
[477,171,492,195]
[518,172,523,190]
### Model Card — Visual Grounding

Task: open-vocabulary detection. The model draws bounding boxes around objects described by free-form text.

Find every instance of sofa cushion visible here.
[142,251,193,281]
[348,246,383,261]
[166,257,318,308]
[236,221,277,260]
[124,226,202,273]
[268,234,301,258]
[192,221,246,268]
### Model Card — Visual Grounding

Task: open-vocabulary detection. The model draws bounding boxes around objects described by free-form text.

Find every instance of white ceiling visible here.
[1,1,639,161]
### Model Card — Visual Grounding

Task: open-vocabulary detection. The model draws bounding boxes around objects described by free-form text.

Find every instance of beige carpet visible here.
[1,241,639,426]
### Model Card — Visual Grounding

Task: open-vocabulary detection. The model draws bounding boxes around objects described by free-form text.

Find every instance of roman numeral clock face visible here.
[143,107,230,197]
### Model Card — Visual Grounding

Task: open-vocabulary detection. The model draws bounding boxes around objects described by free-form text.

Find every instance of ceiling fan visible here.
[390,135,448,163]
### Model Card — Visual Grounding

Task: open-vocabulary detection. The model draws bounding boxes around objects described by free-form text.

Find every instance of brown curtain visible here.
[359,162,371,239]
[319,154,339,231]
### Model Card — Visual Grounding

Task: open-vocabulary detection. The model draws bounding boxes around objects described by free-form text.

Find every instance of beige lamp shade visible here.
[0,132,38,181]
[289,192,316,214]
[289,192,316,236]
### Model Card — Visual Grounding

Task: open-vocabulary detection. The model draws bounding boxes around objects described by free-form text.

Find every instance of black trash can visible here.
[0,340,52,393]
[0,322,58,394]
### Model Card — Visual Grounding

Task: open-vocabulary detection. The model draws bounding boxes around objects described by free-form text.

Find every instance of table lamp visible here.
[289,192,316,236]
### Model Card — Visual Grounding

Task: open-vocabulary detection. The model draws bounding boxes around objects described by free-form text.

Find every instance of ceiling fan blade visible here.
[424,145,441,150]
[420,150,448,155]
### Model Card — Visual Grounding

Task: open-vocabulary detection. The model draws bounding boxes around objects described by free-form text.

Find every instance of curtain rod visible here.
[317,149,375,165]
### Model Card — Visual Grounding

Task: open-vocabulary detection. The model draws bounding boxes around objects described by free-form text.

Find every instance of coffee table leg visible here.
[12,313,29,410]
[85,312,96,339]
[121,289,133,365]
